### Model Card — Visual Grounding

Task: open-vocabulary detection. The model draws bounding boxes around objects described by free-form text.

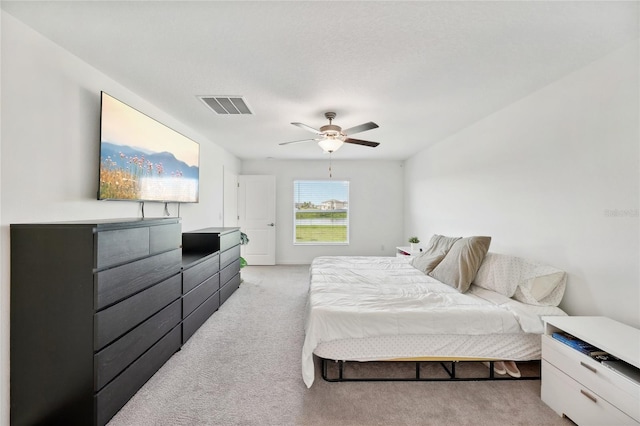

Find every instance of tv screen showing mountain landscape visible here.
[99,92,200,202]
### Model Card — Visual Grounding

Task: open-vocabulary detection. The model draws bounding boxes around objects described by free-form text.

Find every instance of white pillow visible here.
[429,236,491,293]
[410,250,447,274]
[474,253,567,306]
[423,234,461,257]
[473,253,523,297]
[512,267,567,306]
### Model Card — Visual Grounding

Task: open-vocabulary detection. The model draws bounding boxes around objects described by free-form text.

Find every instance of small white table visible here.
[541,316,640,425]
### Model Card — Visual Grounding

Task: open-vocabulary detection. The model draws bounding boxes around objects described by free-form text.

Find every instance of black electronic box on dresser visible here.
[10,218,182,426]
[181,227,241,343]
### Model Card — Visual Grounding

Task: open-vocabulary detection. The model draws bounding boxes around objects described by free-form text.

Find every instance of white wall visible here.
[242,159,404,264]
[404,40,640,328]
[0,15,3,426]
[0,12,241,423]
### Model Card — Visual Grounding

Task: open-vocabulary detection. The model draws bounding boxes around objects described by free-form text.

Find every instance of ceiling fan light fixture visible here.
[280,111,380,151]
[320,124,342,134]
[318,137,344,153]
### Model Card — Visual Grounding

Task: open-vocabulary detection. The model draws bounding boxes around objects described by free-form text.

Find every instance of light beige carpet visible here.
[108,265,573,426]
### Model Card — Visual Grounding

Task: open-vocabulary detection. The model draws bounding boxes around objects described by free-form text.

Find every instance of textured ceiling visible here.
[2,1,638,160]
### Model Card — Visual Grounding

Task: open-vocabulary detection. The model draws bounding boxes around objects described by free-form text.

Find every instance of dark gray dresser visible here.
[10,218,182,426]
[181,250,220,344]
[181,227,241,343]
[217,228,242,305]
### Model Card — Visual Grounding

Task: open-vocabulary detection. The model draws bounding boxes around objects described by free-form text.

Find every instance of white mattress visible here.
[302,256,566,387]
[313,333,542,362]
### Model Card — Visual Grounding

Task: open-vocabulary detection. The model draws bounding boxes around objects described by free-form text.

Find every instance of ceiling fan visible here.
[279,112,380,153]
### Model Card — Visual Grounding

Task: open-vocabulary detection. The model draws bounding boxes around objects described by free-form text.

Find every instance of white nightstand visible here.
[541,316,640,425]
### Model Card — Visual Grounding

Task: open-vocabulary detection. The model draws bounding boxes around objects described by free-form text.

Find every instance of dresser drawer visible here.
[542,335,640,421]
[220,272,241,305]
[96,227,150,269]
[182,292,220,344]
[183,273,219,318]
[95,325,181,426]
[149,222,181,254]
[182,253,219,294]
[542,360,637,425]
[95,274,181,350]
[220,258,241,286]
[220,230,240,252]
[95,248,182,310]
[220,244,240,269]
[94,299,180,391]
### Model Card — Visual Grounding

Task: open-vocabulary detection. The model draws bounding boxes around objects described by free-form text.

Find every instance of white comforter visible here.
[302,256,559,387]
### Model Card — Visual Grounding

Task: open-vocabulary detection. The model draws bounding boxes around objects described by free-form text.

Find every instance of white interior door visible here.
[238,175,276,265]
[223,168,238,227]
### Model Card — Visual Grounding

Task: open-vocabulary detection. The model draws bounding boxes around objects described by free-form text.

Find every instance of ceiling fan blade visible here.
[344,138,380,148]
[342,121,379,136]
[279,138,320,146]
[291,122,322,135]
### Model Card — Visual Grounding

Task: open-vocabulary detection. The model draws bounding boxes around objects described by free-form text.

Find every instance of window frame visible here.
[293,179,350,246]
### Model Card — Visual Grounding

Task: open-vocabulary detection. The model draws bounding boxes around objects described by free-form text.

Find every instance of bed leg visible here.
[439,362,455,378]
[339,360,344,380]
[489,361,495,379]
[416,362,421,379]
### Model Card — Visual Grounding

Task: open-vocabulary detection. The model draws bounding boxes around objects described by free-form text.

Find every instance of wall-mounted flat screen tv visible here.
[99,92,200,203]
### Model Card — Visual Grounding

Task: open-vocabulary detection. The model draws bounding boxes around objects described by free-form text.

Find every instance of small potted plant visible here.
[240,232,249,269]
[408,236,420,251]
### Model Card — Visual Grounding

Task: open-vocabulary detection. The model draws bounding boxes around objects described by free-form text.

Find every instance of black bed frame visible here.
[320,358,541,382]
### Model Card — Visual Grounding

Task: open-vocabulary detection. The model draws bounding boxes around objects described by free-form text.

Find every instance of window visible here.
[293,180,349,245]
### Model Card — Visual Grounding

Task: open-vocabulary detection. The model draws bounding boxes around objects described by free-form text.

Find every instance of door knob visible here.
[268,223,275,227]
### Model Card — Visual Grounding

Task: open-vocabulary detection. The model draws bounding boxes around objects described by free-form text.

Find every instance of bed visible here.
[302,235,568,387]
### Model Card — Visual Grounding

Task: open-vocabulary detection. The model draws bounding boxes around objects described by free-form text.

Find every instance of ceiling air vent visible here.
[198,96,252,115]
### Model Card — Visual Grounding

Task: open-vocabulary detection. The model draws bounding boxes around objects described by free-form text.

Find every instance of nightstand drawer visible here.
[182,253,219,294]
[220,272,241,305]
[183,272,219,318]
[220,258,241,287]
[182,292,220,344]
[220,244,241,269]
[542,360,637,425]
[220,230,240,252]
[542,335,640,422]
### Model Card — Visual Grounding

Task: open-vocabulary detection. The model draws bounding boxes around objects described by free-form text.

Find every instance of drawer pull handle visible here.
[580,361,597,373]
[580,389,597,403]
